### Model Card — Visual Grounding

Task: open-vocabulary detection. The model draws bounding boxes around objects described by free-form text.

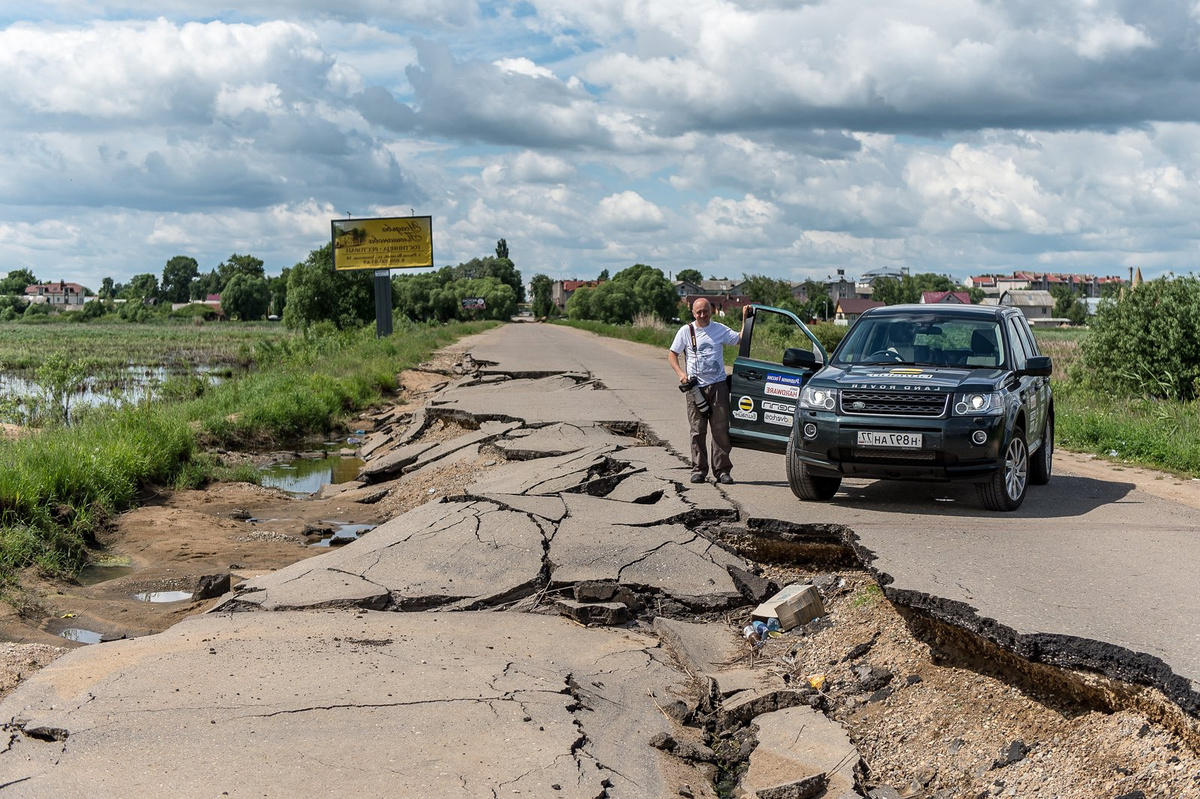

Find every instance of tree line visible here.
[0,239,524,328]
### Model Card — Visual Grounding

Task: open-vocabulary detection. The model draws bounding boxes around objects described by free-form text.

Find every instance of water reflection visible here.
[310,522,376,547]
[59,628,103,644]
[259,454,365,496]
[132,590,193,603]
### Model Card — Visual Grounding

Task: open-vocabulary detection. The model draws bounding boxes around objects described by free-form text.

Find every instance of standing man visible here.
[668,299,751,484]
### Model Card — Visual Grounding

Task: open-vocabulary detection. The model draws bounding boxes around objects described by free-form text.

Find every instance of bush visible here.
[1078,277,1200,400]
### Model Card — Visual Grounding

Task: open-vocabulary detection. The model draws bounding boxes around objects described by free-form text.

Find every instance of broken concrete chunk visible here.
[195,573,231,600]
[556,599,630,626]
[752,584,825,631]
[755,773,828,799]
[728,565,779,604]
[737,706,863,799]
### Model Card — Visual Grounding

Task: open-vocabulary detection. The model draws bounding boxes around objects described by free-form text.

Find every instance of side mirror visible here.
[782,348,818,369]
[1022,355,1053,377]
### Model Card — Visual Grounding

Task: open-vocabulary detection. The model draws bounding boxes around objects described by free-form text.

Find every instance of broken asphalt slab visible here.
[0,611,704,798]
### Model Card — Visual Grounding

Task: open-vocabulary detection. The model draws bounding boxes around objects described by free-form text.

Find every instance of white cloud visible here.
[596,191,666,231]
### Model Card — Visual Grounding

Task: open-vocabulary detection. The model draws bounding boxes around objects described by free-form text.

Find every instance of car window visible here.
[1005,317,1030,370]
[746,308,821,363]
[1012,314,1040,357]
[834,315,1005,368]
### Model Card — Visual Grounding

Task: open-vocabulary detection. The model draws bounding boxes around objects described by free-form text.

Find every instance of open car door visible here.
[729,304,827,454]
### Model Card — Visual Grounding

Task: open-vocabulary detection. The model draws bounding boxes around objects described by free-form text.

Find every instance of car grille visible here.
[839,390,948,417]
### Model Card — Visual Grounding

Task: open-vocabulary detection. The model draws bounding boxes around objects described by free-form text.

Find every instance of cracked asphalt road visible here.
[2,320,1198,797]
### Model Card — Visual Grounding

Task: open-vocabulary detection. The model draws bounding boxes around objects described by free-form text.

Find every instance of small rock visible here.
[991,740,1029,769]
[672,742,716,762]
[947,738,965,754]
[756,774,828,799]
[228,509,251,520]
[905,674,923,686]
[1114,792,1146,799]
[556,599,629,626]
[842,632,880,662]
[867,686,893,703]
[867,787,902,799]
[852,663,894,692]
[677,786,694,799]
[649,732,676,751]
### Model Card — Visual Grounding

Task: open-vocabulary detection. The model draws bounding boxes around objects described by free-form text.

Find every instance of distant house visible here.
[24,280,86,306]
[999,290,1058,325]
[920,291,971,304]
[672,279,703,297]
[551,279,601,311]
[834,298,884,326]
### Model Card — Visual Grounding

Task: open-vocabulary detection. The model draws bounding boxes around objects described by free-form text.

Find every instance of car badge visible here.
[851,401,865,410]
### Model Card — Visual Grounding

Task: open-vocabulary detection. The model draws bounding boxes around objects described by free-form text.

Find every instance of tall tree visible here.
[100,277,115,300]
[122,273,159,302]
[675,268,702,285]
[740,274,793,306]
[191,269,221,301]
[495,239,509,259]
[0,268,37,295]
[221,274,271,321]
[612,264,675,321]
[283,244,378,330]
[161,255,199,304]
[530,274,553,318]
[217,254,265,292]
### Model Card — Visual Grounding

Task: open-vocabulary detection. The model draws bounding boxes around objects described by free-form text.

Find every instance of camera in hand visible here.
[678,376,711,417]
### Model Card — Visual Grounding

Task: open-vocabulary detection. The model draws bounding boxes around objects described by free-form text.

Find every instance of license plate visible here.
[857,431,923,449]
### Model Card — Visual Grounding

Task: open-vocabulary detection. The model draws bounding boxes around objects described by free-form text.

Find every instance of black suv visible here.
[728,303,1053,511]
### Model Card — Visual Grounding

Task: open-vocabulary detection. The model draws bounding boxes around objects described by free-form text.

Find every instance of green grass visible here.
[0,318,498,584]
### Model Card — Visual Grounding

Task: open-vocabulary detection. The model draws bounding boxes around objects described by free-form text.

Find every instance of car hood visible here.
[814,364,1005,392]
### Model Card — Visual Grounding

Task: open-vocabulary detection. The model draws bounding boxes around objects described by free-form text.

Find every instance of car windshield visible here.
[834,315,1005,368]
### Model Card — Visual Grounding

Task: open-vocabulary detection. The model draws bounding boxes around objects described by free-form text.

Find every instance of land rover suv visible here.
[728,303,1053,511]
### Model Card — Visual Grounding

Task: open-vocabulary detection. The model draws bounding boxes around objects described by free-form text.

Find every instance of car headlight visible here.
[954,392,1002,416]
[800,385,838,411]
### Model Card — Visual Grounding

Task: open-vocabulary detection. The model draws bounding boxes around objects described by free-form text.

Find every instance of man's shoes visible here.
[716,473,734,485]
[690,473,706,484]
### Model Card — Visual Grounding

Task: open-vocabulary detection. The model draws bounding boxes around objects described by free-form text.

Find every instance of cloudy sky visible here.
[2,1,1198,291]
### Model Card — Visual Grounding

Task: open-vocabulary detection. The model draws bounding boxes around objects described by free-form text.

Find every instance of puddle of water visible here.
[78,561,135,586]
[59,628,103,644]
[259,454,365,496]
[310,522,376,547]
[133,590,193,603]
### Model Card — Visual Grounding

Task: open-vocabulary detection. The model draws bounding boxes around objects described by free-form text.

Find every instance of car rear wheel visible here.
[1030,416,1052,485]
[786,433,841,501]
[977,427,1028,511]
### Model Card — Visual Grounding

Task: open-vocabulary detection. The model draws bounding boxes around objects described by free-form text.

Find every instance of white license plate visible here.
[857,431,923,449]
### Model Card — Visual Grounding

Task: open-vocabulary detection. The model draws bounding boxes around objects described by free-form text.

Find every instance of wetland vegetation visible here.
[0,317,497,587]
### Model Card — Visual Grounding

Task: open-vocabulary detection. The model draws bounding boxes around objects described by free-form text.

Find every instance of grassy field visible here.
[0,318,283,371]
[559,318,1200,478]
[0,318,498,583]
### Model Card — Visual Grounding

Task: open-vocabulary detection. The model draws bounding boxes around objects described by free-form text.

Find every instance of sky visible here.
[2,0,1199,291]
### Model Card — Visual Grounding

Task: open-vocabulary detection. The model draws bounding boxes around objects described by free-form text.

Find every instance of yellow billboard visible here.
[331,216,434,271]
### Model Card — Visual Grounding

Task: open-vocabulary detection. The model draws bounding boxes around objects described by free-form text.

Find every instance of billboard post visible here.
[331,216,434,337]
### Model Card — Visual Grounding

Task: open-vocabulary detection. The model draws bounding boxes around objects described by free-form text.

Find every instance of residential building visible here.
[23,280,86,306]
[998,290,1058,325]
[834,298,885,326]
[551,279,601,311]
[920,291,971,304]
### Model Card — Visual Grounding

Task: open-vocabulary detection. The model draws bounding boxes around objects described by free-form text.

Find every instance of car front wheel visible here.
[977,427,1029,511]
[786,433,841,501]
